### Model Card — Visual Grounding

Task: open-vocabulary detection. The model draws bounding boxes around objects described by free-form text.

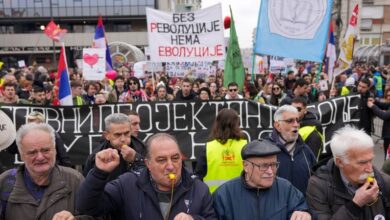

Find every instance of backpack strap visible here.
[0,168,17,219]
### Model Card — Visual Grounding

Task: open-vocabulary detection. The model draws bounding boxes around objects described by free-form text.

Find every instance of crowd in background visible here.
[0,62,390,106]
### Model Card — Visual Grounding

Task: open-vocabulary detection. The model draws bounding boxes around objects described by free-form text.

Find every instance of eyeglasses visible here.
[272,87,280,91]
[246,160,280,171]
[229,88,237,92]
[278,118,300,124]
[24,147,53,158]
[129,82,136,85]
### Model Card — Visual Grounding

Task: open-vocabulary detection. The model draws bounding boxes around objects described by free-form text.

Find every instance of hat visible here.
[0,109,16,151]
[27,111,45,122]
[345,77,355,86]
[241,139,281,159]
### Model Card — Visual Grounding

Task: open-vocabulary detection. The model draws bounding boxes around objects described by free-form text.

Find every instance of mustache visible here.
[358,172,374,181]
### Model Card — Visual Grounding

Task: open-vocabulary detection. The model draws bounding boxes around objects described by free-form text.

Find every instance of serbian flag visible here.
[44,20,67,42]
[93,16,113,72]
[53,44,73,106]
[326,23,337,81]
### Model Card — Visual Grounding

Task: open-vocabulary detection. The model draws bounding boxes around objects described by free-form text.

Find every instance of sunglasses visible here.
[296,107,303,112]
[129,82,136,85]
[229,89,237,92]
[278,118,300,124]
[273,87,280,91]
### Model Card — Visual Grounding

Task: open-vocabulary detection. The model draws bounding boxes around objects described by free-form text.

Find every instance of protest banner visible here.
[82,48,106,80]
[0,95,360,166]
[146,4,225,62]
[166,61,216,78]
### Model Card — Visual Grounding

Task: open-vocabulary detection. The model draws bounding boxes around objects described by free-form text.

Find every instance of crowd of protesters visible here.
[1,61,390,219]
[1,62,390,106]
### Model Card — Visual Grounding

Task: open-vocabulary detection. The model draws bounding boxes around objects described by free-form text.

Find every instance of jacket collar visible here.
[136,167,194,209]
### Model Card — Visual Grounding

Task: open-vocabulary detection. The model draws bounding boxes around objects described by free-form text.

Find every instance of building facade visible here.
[0,0,175,69]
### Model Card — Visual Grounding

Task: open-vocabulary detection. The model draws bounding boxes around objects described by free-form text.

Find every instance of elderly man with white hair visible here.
[307,126,390,220]
[268,105,316,194]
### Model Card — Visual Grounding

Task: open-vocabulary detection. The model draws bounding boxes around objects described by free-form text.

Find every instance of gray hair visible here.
[274,105,299,121]
[145,133,180,159]
[16,123,56,153]
[104,113,131,131]
[330,125,374,164]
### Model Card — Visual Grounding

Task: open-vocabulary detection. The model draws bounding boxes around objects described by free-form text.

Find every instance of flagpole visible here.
[50,0,57,67]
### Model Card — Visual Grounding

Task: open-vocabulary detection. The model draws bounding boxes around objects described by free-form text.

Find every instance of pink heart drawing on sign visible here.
[83,53,99,68]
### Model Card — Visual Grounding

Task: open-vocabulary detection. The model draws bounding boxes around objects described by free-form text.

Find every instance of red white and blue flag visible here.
[54,45,73,106]
[326,23,337,81]
[93,16,113,72]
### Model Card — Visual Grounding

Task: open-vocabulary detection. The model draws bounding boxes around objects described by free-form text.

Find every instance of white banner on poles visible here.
[146,4,225,62]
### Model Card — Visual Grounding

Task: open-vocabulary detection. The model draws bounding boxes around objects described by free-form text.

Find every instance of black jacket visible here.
[82,135,147,180]
[77,167,217,220]
[307,159,390,220]
[371,100,390,139]
[357,92,373,134]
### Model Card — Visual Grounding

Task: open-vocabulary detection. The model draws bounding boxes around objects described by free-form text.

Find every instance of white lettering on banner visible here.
[136,104,153,133]
[0,97,360,165]
[173,102,188,131]
[155,103,171,131]
[64,135,83,152]
[190,102,207,130]
[146,4,225,62]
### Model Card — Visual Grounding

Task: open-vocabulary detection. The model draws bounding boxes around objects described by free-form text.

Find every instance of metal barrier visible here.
[372,117,383,141]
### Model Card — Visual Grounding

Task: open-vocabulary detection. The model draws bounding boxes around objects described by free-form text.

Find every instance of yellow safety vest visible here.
[203,139,247,193]
[340,86,350,96]
[299,126,324,159]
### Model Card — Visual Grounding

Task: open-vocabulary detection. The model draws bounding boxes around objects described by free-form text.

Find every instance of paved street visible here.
[374,136,385,169]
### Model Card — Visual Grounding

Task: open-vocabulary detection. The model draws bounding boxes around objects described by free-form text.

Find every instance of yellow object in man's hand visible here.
[367,176,375,184]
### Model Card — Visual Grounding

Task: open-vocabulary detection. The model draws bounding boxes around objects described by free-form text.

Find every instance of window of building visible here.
[372,38,381,45]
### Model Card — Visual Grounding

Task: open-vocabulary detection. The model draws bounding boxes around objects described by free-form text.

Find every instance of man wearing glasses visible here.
[268,105,316,194]
[213,139,311,220]
[224,82,243,100]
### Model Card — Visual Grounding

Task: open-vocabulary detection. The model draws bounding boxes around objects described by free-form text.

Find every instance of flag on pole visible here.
[53,44,73,106]
[334,4,358,76]
[223,7,245,91]
[255,0,333,62]
[326,22,337,81]
[93,16,113,72]
[44,20,67,42]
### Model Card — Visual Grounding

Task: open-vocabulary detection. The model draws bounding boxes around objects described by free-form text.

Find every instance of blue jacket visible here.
[213,173,310,220]
[268,130,316,194]
[76,167,217,220]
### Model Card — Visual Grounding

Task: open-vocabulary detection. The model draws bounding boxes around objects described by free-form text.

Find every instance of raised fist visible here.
[95,148,120,173]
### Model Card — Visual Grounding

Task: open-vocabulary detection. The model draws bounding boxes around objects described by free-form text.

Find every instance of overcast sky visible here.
[201,0,261,49]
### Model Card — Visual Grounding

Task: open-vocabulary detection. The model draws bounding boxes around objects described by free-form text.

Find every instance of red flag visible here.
[44,20,67,42]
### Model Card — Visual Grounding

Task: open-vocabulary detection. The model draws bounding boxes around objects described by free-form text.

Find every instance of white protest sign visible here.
[166,61,215,78]
[18,60,26,68]
[83,48,106,80]
[146,4,225,62]
[134,61,147,79]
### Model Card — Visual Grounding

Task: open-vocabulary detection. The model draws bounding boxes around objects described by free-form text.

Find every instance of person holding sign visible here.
[77,133,216,220]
